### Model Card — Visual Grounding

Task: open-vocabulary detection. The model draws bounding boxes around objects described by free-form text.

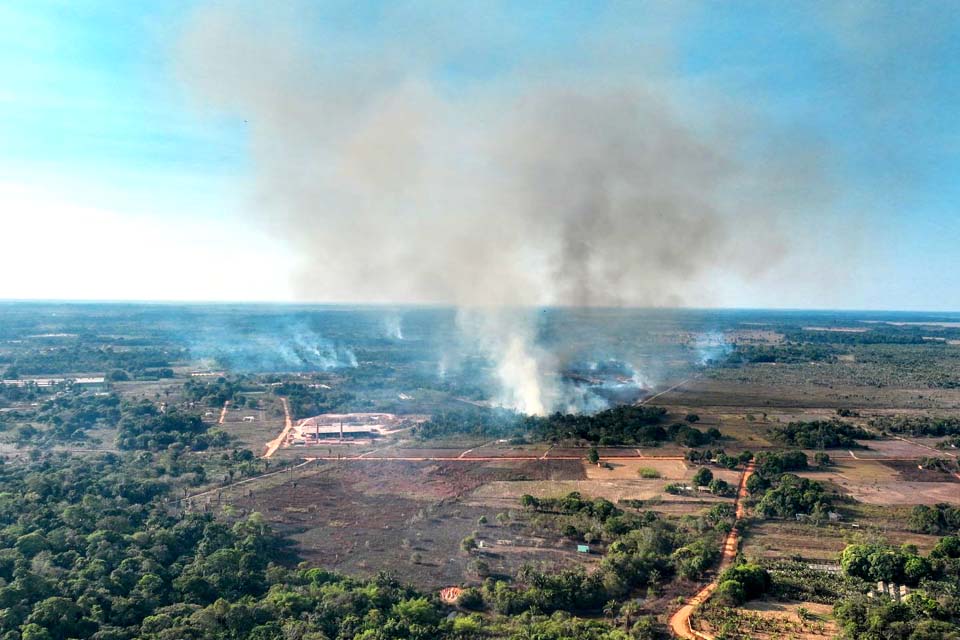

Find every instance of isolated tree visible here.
[470,559,490,577]
[708,478,731,496]
[460,536,477,553]
[692,467,713,487]
[587,447,600,465]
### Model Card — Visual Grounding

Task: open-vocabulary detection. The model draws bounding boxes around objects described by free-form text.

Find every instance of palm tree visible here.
[620,600,643,631]
[603,600,618,620]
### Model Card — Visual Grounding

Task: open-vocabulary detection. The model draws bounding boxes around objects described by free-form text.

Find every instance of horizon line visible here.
[0,298,958,315]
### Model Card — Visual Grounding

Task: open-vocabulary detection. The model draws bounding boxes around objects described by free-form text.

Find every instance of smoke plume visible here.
[177,3,830,414]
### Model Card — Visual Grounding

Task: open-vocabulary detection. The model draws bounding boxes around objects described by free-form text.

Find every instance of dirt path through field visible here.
[640,375,698,405]
[179,458,315,504]
[459,440,495,459]
[218,400,230,425]
[263,397,293,458]
[669,462,754,639]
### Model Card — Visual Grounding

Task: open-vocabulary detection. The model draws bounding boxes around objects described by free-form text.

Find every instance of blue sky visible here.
[0,1,958,309]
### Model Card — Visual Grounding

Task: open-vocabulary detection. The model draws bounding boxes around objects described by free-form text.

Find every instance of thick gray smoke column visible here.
[177,4,821,414]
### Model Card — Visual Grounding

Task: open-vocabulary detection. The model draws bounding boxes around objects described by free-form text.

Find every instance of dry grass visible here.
[469,473,739,507]
[741,520,942,562]
[585,458,689,480]
[799,459,960,505]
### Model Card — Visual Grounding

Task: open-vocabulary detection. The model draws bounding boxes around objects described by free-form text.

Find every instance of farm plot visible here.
[741,520,941,562]
[467,461,739,511]
[584,458,689,480]
[701,601,838,640]
[219,405,285,453]
[851,438,950,459]
[798,459,960,505]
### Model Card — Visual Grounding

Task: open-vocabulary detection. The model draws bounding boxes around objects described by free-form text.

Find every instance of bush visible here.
[458,588,485,611]
[638,467,661,479]
[719,563,771,601]
[715,579,745,606]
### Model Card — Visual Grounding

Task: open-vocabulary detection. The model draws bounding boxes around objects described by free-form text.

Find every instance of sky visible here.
[0,1,958,310]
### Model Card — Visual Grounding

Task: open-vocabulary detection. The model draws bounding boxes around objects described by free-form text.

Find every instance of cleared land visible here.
[741,520,942,562]
[228,459,592,590]
[798,459,960,505]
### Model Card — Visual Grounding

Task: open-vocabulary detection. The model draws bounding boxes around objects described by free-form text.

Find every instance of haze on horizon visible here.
[1,1,958,311]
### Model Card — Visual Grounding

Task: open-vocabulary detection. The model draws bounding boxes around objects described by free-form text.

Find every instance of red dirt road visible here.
[669,462,754,640]
[305,454,688,462]
[263,397,293,459]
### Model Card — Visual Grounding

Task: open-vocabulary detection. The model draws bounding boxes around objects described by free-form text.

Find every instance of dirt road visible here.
[180,457,315,504]
[263,397,294,459]
[669,462,754,639]
[300,451,924,463]
[218,400,230,425]
[639,376,698,405]
[306,454,689,462]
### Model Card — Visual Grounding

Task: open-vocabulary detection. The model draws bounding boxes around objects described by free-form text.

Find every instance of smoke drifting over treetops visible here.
[177,3,831,414]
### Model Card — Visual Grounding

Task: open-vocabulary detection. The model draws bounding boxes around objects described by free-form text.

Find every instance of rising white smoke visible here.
[176,3,832,414]
[382,312,404,340]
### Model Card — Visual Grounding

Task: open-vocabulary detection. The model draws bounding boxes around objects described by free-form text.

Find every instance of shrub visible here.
[715,579,745,606]
[719,563,772,600]
[458,588,485,611]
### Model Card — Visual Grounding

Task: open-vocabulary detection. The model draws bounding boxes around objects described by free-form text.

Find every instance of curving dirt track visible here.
[669,462,754,639]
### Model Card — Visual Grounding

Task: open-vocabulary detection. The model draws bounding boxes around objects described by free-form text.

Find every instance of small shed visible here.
[576,544,590,553]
